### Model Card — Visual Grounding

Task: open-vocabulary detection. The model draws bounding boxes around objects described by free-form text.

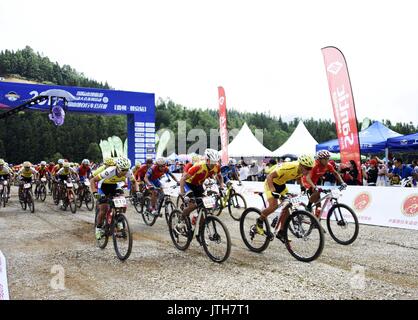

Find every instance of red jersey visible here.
[186,162,221,185]
[36,166,48,178]
[46,164,55,174]
[302,160,335,188]
[147,164,169,181]
[135,164,150,181]
[78,165,91,177]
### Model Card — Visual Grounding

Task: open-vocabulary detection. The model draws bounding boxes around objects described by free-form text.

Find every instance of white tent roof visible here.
[227,122,274,157]
[273,121,318,157]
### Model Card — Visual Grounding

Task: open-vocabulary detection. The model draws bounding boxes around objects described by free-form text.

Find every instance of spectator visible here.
[363,159,378,186]
[388,158,414,182]
[323,160,337,186]
[376,162,389,186]
[248,160,259,181]
[239,163,249,181]
[348,160,360,185]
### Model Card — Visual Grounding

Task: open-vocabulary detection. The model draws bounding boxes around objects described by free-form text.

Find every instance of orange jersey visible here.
[186,162,221,186]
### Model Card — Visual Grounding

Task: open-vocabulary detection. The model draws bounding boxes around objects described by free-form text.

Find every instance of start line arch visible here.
[0,81,155,164]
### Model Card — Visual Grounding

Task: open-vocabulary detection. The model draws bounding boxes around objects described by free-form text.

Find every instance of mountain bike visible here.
[94,194,133,261]
[302,185,359,245]
[57,179,77,213]
[0,179,9,208]
[34,177,47,202]
[76,180,95,211]
[240,191,324,262]
[19,181,35,213]
[168,194,231,263]
[140,185,177,226]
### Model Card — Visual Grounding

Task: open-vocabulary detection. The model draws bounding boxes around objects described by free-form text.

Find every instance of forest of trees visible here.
[0,46,417,164]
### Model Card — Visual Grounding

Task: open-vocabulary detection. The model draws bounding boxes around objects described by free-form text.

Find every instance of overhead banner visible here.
[0,250,10,300]
[218,86,229,166]
[322,47,362,184]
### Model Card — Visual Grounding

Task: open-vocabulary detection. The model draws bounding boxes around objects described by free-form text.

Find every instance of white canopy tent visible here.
[273,121,318,157]
[226,122,274,157]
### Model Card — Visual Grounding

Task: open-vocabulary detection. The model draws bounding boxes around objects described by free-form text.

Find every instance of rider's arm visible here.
[266,171,278,192]
[89,175,101,193]
[180,172,192,195]
[167,171,179,184]
[305,171,316,190]
[216,173,224,189]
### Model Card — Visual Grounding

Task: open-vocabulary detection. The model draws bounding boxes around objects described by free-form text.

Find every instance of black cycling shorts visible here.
[186,182,204,198]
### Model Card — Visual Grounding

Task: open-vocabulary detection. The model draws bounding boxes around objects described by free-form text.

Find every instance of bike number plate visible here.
[41,177,47,182]
[289,196,304,205]
[24,183,31,189]
[3,181,7,186]
[66,183,73,188]
[114,197,127,208]
[84,181,90,187]
[202,196,215,209]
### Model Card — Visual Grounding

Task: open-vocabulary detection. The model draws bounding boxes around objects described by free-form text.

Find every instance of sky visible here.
[1,0,418,124]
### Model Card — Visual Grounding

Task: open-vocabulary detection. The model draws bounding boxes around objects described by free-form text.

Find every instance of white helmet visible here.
[40,161,47,166]
[57,159,64,165]
[116,157,131,170]
[156,157,166,166]
[82,159,90,165]
[228,158,237,165]
[204,149,220,162]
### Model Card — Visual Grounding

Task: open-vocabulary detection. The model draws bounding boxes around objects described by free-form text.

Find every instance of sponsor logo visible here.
[327,61,343,75]
[5,91,20,102]
[218,97,225,106]
[353,192,371,211]
[401,194,418,217]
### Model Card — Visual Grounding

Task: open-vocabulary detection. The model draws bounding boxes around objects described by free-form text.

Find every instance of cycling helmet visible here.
[57,159,64,165]
[156,157,166,166]
[298,154,314,168]
[116,157,131,170]
[204,149,220,162]
[40,161,47,166]
[63,162,70,168]
[192,155,201,163]
[104,157,116,166]
[23,161,32,168]
[0,159,5,166]
[82,159,90,165]
[316,150,331,160]
[228,158,237,165]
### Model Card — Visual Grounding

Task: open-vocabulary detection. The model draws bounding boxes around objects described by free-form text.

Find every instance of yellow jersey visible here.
[98,166,135,185]
[270,161,302,185]
[18,167,37,178]
[93,165,107,177]
[0,165,12,175]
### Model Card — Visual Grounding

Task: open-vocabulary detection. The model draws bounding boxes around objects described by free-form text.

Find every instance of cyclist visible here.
[56,162,78,207]
[17,161,37,200]
[302,150,347,218]
[36,161,48,179]
[178,149,224,226]
[253,154,315,242]
[78,159,92,183]
[134,158,153,185]
[90,157,138,240]
[92,157,115,177]
[144,157,180,215]
[221,158,242,186]
[52,159,65,177]
[0,159,13,198]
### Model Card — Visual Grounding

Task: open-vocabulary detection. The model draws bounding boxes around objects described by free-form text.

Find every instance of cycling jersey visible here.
[52,164,63,175]
[98,166,135,185]
[18,167,38,178]
[0,165,12,175]
[56,167,77,177]
[46,164,55,174]
[183,162,193,174]
[135,164,150,182]
[186,162,221,186]
[146,164,169,181]
[37,166,48,178]
[92,165,107,177]
[270,161,302,185]
[301,160,335,188]
[77,165,91,178]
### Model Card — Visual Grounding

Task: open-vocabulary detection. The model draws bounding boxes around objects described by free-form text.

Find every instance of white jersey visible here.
[0,165,12,175]
[56,167,77,176]
[18,167,38,178]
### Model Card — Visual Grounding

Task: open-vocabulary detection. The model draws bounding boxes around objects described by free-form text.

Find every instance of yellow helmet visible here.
[104,157,116,166]
[298,154,315,168]
[23,161,31,168]
[0,159,5,166]
[63,162,70,168]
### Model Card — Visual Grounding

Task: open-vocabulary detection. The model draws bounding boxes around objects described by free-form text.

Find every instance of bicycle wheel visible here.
[284,210,324,262]
[77,190,84,208]
[228,193,247,221]
[207,191,223,216]
[239,207,271,253]
[40,185,47,202]
[0,190,4,208]
[141,197,157,226]
[95,207,108,249]
[20,190,27,210]
[53,186,59,205]
[132,194,142,214]
[27,192,35,213]
[327,203,359,245]
[200,213,231,263]
[34,185,40,200]
[164,200,176,225]
[85,191,95,211]
[113,213,132,261]
[168,209,192,251]
[69,192,77,214]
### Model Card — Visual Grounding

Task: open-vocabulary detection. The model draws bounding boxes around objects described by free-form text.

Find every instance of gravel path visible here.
[0,186,417,300]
